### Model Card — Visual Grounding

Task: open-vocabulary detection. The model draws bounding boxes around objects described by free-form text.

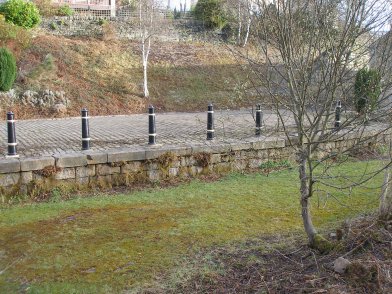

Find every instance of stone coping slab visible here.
[0,129,386,173]
[0,137,287,173]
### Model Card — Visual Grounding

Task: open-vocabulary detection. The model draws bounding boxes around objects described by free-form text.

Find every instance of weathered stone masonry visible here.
[0,132,388,196]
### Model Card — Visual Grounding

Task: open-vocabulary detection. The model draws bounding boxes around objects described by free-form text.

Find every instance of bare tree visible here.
[241,0,253,46]
[138,0,158,98]
[232,0,254,46]
[245,0,392,248]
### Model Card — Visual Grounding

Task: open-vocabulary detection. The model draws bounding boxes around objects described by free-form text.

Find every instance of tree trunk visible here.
[143,58,149,98]
[299,154,317,245]
[298,153,332,252]
[380,168,392,220]
[242,16,251,47]
[237,1,242,45]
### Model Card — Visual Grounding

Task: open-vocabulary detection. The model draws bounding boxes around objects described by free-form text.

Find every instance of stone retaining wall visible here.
[40,17,216,42]
[0,132,387,198]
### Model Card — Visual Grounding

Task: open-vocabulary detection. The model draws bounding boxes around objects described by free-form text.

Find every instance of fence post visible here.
[6,111,18,158]
[148,105,156,145]
[255,104,263,136]
[334,100,342,130]
[207,103,214,140]
[81,108,90,150]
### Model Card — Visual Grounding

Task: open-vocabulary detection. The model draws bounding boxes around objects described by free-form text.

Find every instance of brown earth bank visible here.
[156,215,392,294]
[1,33,257,120]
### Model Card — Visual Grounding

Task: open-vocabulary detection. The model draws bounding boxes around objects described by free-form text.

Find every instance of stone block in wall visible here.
[96,175,112,187]
[324,143,335,152]
[145,162,159,171]
[21,172,33,184]
[107,149,145,162]
[181,156,196,167]
[77,177,89,185]
[54,167,76,180]
[232,160,248,171]
[210,154,221,164]
[188,166,197,176]
[171,160,181,168]
[169,167,179,177]
[19,185,28,195]
[285,135,299,146]
[249,159,263,169]
[148,170,160,181]
[0,159,20,174]
[76,165,96,178]
[55,153,87,168]
[267,149,285,161]
[213,162,232,173]
[84,151,108,164]
[121,161,142,173]
[21,157,55,171]
[96,164,120,175]
[221,154,233,162]
[0,173,20,186]
[233,150,242,160]
[256,150,269,158]
[241,150,257,158]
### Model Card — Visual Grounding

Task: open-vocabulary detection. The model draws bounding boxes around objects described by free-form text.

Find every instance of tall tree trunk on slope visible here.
[380,167,392,220]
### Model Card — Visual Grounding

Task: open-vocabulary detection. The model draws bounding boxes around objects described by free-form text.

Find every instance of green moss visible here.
[311,234,334,253]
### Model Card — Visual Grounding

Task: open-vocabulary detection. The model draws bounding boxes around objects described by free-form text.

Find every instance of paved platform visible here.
[0,110,293,159]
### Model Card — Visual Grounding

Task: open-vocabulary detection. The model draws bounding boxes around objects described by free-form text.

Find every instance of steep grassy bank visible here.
[3,34,254,119]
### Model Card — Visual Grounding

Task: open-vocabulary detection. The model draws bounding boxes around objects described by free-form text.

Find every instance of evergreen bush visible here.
[192,0,227,29]
[354,68,381,114]
[0,47,17,91]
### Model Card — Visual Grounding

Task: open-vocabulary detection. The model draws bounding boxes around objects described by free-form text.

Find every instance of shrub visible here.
[192,0,227,29]
[0,0,41,29]
[98,19,108,26]
[354,68,381,114]
[0,47,17,91]
[57,5,74,16]
[0,15,31,54]
[49,21,58,31]
[33,0,55,17]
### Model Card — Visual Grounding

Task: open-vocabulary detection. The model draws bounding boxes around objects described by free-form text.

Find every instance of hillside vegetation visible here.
[5,33,255,119]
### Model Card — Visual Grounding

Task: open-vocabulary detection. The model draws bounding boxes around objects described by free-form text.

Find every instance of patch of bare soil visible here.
[173,216,392,293]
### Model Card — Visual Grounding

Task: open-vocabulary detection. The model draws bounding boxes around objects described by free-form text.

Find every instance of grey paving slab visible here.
[0,110,295,159]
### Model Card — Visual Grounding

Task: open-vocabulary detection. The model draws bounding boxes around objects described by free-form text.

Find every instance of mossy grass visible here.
[0,160,383,292]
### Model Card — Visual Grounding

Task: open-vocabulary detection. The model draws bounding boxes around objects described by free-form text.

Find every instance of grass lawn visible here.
[0,160,383,293]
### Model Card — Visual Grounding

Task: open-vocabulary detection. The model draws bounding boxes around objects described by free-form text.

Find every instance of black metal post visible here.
[81,108,90,150]
[207,103,214,140]
[148,105,156,145]
[334,100,342,130]
[255,104,263,136]
[6,111,17,157]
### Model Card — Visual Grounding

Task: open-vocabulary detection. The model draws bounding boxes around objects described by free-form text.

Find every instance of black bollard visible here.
[6,111,18,157]
[207,103,214,140]
[148,105,156,145]
[334,100,342,130]
[81,108,90,150]
[255,104,263,136]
